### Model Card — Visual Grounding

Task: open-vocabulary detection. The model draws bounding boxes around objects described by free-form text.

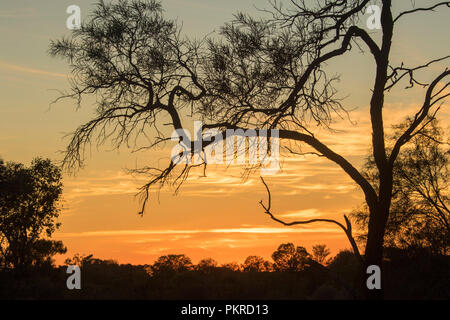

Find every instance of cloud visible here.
[57,225,341,238]
[63,170,148,199]
[0,61,70,79]
[62,155,361,203]
[278,208,322,219]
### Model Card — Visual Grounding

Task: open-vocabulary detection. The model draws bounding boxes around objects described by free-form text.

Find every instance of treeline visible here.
[140,243,330,275]
[1,243,448,300]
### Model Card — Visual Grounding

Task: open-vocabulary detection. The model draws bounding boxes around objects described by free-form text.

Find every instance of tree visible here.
[242,256,272,272]
[0,158,66,270]
[50,0,450,298]
[328,250,361,289]
[195,257,218,273]
[312,244,331,265]
[271,243,311,272]
[150,254,193,276]
[64,253,116,267]
[353,119,449,255]
[221,262,241,272]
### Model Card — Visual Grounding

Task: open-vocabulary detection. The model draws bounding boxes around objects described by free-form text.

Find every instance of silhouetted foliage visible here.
[48,0,205,178]
[220,262,241,272]
[382,247,450,299]
[195,257,218,274]
[149,254,194,276]
[242,255,273,272]
[353,119,449,255]
[0,158,66,271]
[1,242,448,299]
[65,253,117,267]
[312,244,331,265]
[328,250,361,290]
[272,243,311,272]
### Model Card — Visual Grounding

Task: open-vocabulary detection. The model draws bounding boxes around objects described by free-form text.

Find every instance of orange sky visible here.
[0,0,449,266]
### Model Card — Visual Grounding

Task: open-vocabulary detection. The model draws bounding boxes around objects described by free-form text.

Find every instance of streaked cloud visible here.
[278,209,322,219]
[57,225,341,238]
[0,61,70,78]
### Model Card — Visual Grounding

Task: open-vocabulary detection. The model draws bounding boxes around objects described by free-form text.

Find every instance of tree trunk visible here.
[363,204,390,299]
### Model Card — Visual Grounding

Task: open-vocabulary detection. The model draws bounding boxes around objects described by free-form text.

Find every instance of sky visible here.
[0,0,449,265]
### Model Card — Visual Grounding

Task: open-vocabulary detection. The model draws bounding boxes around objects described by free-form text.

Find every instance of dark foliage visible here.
[1,244,448,300]
[352,119,449,255]
[0,158,66,271]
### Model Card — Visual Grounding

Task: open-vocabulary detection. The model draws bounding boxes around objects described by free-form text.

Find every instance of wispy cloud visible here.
[57,225,340,238]
[278,209,322,219]
[0,61,70,79]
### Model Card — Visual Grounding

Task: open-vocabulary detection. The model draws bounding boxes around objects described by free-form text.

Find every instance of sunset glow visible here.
[1,0,449,270]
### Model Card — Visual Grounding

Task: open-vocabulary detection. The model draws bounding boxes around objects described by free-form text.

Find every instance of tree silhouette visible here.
[328,250,361,290]
[195,257,218,273]
[353,119,449,255]
[242,256,272,272]
[272,243,311,272]
[50,0,450,299]
[0,158,66,270]
[312,244,331,265]
[63,253,114,267]
[220,262,241,272]
[149,254,193,276]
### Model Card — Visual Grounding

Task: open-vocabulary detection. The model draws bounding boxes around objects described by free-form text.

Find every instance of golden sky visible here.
[0,0,449,265]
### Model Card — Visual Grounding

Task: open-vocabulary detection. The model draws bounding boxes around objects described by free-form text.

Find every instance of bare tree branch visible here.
[394,2,450,23]
[389,70,450,165]
[259,177,363,265]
